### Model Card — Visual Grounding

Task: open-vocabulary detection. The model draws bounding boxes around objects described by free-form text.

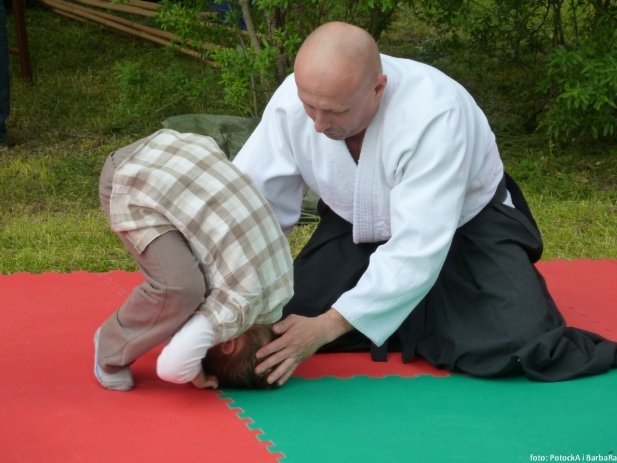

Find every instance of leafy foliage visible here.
[408,0,617,145]
[148,0,617,143]
[155,0,397,116]
[541,29,617,141]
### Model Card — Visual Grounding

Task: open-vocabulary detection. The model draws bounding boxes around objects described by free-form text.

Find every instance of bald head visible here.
[293,22,387,141]
[295,22,382,87]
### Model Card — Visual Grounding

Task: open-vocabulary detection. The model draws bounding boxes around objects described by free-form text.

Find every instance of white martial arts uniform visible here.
[233,54,507,346]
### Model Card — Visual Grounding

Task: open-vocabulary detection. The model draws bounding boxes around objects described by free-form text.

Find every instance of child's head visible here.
[201,324,278,389]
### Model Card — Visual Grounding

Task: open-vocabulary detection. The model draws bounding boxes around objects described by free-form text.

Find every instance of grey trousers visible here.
[97,151,206,371]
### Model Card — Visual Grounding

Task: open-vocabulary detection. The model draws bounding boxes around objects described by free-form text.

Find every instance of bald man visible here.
[233,22,617,385]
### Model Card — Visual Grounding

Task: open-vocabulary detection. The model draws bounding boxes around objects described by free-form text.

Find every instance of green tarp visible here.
[163,113,319,222]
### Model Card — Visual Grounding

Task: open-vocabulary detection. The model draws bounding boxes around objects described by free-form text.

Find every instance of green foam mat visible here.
[223,372,617,462]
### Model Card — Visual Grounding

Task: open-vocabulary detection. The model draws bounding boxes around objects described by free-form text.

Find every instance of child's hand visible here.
[191,368,219,389]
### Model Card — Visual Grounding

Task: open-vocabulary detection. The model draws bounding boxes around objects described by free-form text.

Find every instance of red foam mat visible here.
[0,259,615,462]
[0,271,280,463]
[536,259,617,340]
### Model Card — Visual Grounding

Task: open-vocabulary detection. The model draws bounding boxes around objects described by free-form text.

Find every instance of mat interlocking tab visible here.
[220,394,285,461]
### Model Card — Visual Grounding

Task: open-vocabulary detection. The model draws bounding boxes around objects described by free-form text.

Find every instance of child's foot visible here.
[93,329,134,391]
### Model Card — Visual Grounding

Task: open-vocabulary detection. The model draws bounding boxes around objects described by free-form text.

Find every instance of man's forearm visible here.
[321,307,354,344]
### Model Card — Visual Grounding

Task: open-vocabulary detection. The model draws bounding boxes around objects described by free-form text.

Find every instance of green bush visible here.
[542,39,617,142]
[408,0,617,146]
[155,0,397,116]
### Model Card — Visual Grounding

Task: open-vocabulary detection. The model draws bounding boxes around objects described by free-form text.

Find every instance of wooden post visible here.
[11,0,32,82]
[39,0,217,65]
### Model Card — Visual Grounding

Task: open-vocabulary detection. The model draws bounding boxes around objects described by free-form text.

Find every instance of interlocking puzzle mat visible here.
[0,259,615,462]
[223,373,617,463]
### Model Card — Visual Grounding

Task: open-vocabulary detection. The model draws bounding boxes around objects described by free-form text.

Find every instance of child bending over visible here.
[94,129,293,391]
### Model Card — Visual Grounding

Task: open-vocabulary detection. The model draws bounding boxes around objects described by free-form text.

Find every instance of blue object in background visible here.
[208,1,247,31]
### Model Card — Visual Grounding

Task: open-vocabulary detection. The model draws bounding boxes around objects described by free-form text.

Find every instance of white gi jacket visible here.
[233,54,505,346]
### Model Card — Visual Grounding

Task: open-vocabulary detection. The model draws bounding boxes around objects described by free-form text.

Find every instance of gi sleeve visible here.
[233,77,306,234]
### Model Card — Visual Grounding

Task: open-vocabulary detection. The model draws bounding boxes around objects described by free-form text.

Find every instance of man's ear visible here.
[220,339,236,355]
[374,73,387,99]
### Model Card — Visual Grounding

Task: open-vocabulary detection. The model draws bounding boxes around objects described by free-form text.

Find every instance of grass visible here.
[1,5,615,274]
[1,210,135,272]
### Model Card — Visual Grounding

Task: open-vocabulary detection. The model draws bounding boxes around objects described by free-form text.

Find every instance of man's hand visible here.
[191,368,219,389]
[255,309,353,386]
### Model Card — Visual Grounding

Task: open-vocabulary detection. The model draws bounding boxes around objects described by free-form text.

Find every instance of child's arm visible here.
[156,313,215,385]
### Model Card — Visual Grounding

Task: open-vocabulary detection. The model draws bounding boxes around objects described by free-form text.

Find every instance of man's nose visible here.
[313,111,330,133]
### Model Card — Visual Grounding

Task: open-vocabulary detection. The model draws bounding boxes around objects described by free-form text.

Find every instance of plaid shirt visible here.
[109,129,293,344]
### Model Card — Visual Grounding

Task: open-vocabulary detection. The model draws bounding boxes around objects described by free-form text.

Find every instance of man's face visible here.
[296,72,386,141]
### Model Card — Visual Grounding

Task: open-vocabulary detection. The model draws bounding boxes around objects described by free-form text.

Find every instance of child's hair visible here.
[201,324,279,389]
